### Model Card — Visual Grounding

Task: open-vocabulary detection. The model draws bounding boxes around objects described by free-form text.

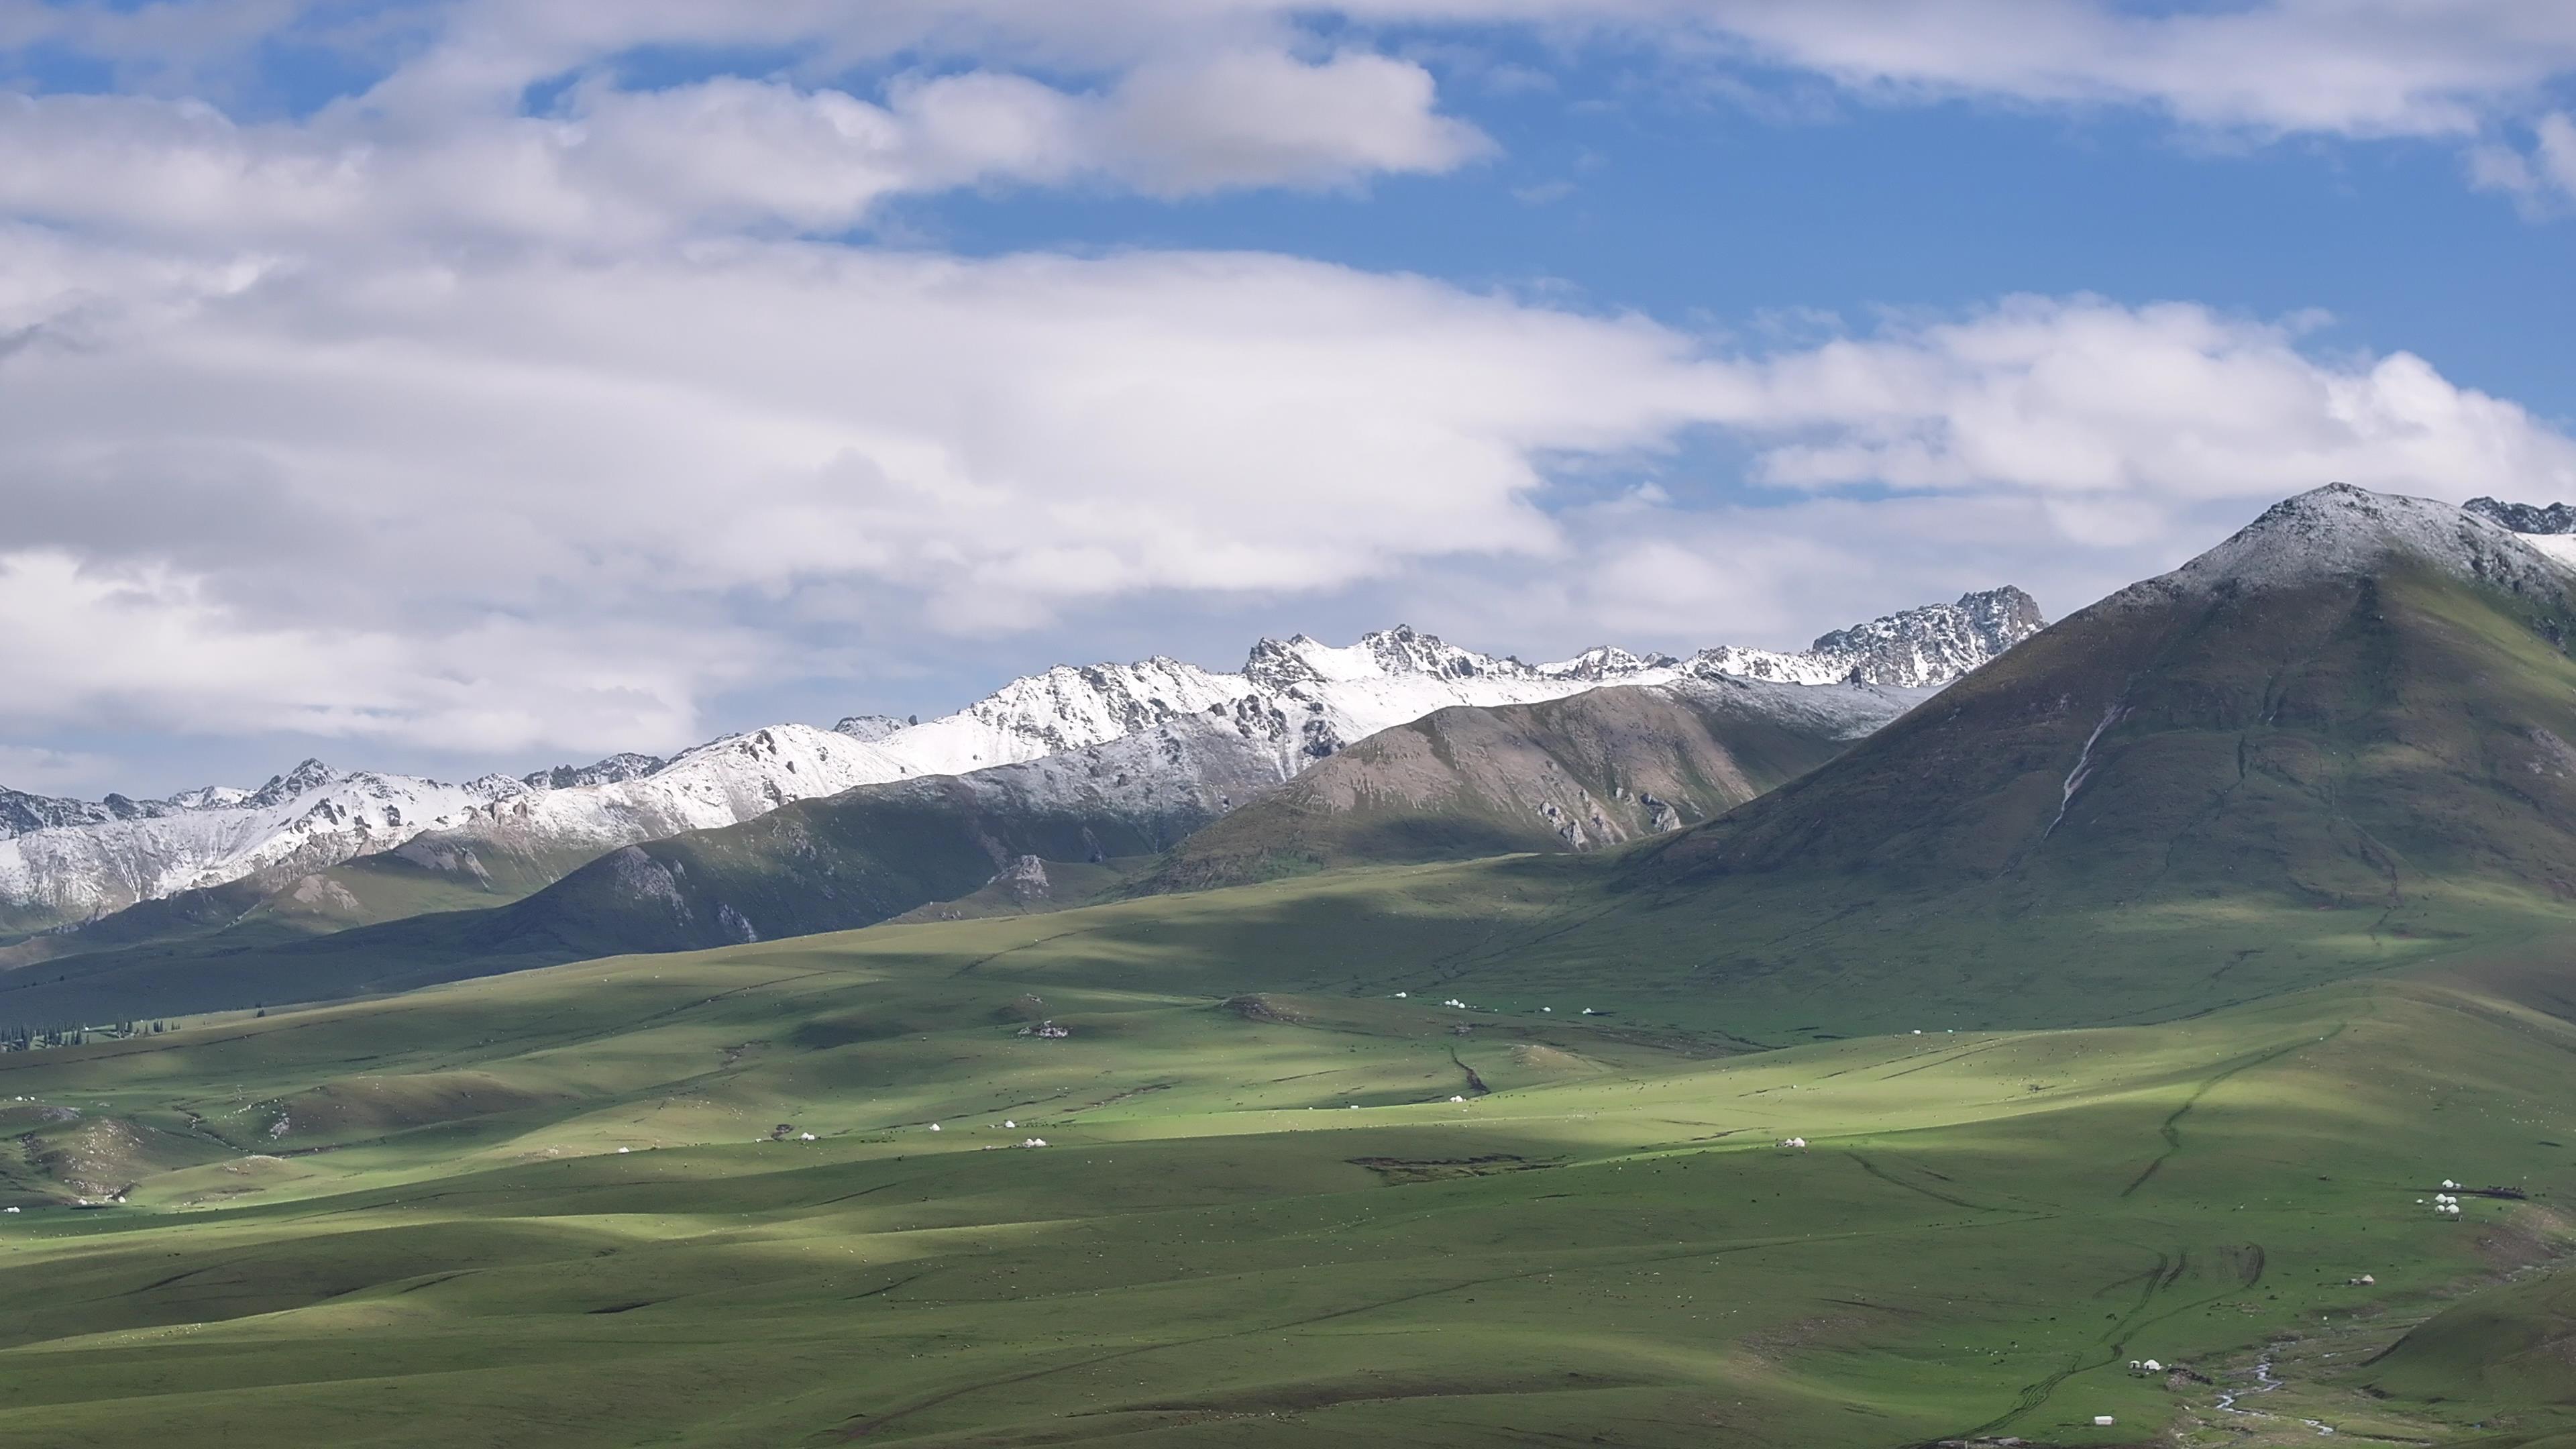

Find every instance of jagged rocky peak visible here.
[1,789,123,839]
[1542,645,1682,681]
[1245,625,1534,690]
[244,759,344,809]
[523,752,667,791]
[2165,483,2566,596]
[0,777,264,841]
[1809,586,2046,684]
[833,713,914,742]
[2465,496,2576,535]
[1690,587,2047,689]
[953,657,1243,753]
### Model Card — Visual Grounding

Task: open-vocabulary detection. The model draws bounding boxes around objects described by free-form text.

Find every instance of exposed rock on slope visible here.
[2465,496,2576,534]
[1690,588,2042,686]
[0,714,1299,1017]
[2,596,2043,938]
[1148,676,1930,891]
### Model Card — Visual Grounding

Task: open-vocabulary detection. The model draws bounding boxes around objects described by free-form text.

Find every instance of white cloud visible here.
[20,1,2576,139]
[0,549,767,757]
[2469,111,2576,208]
[1,221,2567,762]
[7,0,2576,786]
[0,48,1487,248]
[0,742,115,797]
[1719,297,2576,506]
[1666,0,2576,139]
[4,0,2573,252]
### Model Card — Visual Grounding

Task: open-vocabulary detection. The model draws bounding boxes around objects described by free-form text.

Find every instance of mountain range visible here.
[0,592,2041,942]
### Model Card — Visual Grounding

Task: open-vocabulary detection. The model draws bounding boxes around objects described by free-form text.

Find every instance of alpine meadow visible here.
[10,7,2576,1449]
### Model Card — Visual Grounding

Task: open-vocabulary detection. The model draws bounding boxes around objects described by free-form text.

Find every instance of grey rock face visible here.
[2466,496,2576,535]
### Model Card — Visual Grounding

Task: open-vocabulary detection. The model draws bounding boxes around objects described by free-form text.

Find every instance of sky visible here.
[5,1,2576,798]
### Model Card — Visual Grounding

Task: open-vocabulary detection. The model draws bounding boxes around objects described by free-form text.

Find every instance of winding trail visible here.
[2122,1027,2343,1198]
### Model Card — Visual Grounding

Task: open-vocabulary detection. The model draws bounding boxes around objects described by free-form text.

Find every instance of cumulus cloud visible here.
[0,49,1487,247]
[4,0,2573,252]
[1719,298,2576,506]
[19,1,2576,140]
[0,549,769,757]
[7,0,2576,788]
[1,222,2567,762]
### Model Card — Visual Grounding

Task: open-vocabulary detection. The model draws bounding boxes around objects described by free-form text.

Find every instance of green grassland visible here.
[2,871,2574,1446]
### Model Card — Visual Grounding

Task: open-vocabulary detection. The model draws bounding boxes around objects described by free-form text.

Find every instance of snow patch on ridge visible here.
[0,597,2043,930]
[2163,483,2575,597]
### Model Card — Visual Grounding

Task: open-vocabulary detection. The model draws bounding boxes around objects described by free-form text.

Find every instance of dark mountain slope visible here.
[0,720,1289,1022]
[0,669,1946,1022]
[1641,484,2576,907]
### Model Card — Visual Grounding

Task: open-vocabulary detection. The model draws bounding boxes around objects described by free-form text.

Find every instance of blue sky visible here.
[4,1,2576,796]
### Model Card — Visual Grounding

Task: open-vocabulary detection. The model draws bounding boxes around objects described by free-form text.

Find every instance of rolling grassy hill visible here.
[0,895,2571,1446]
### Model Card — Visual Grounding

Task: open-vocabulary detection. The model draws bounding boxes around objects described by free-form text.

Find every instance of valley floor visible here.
[1,900,2573,1446]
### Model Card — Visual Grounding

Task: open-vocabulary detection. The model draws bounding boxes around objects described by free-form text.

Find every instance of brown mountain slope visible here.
[1146,676,1931,891]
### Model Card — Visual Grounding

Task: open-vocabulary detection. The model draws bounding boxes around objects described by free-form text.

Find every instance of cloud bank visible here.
[3,0,2575,787]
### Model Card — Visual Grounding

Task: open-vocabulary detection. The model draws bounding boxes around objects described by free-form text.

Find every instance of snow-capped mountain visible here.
[2158,484,2575,599]
[0,590,2044,936]
[1687,588,2045,687]
[0,764,539,933]
[2465,494,2576,570]
[2465,496,2576,535]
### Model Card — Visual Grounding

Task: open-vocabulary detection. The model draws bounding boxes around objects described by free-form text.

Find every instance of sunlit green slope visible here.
[0,912,2571,1447]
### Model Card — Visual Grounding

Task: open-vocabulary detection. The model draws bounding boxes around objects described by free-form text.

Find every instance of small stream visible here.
[2213,1348,2337,1434]
[2213,1346,2283,1417]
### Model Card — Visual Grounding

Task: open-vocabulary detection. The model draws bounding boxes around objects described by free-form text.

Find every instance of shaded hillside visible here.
[0,719,1290,1022]
[1641,484,2576,906]
[1146,676,1928,892]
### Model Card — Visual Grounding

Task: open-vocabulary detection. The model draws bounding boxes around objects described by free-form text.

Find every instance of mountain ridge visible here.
[0,598,2045,937]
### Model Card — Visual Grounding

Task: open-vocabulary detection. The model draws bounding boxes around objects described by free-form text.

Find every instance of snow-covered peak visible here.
[244,759,344,810]
[832,714,910,743]
[1687,586,2046,688]
[1540,645,1681,682]
[522,752,665,791]
[2466,496,2576,535]
[2,591,2041,932]
[1,778,270,842]
[1247,625,1508,688]
[0,762,535,927]
[2167,484,2571,596]
[2465,495,2576,570]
